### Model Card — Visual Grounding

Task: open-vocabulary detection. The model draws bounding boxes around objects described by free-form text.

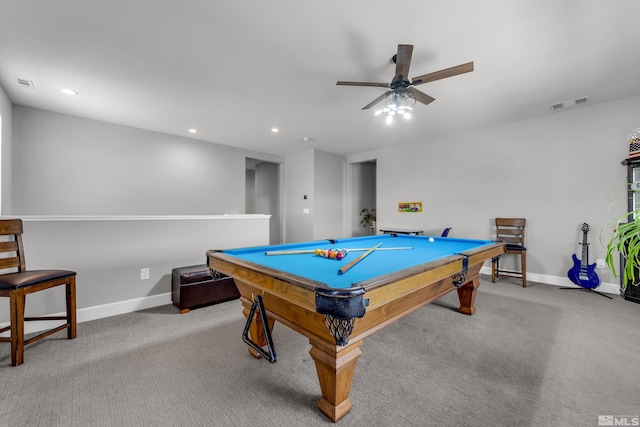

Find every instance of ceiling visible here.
[1,1,639,157]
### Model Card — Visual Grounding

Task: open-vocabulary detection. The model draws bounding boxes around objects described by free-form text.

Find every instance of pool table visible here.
[206,234,504,422]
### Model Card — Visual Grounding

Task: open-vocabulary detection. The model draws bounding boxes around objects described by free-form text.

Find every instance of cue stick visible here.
[338,242,383,275]
[264,246,413,256]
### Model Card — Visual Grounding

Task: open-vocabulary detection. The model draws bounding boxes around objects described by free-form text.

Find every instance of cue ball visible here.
[428,237,435,243]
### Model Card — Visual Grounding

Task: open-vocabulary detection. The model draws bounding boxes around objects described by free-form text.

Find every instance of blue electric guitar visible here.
[567,223,601,289]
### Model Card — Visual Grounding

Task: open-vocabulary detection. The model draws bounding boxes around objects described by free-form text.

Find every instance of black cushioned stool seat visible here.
[171,264,239,313]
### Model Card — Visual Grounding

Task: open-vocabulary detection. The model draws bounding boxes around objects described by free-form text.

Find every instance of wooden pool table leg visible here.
[457,277,479,315]
[241,299,275,359]
[309,339,363,423]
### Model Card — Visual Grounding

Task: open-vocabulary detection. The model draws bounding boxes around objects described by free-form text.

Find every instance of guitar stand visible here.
[559,286,613,299]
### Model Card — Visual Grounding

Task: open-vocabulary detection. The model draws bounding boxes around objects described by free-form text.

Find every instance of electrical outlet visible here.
[140,268,150,280]
[596,259,606,269]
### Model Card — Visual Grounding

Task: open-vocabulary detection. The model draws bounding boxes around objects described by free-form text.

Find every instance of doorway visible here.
[246,158,281,244]
[351,160,376,237]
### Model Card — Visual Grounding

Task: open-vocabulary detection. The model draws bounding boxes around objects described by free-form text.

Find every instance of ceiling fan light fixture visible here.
[338,44,473,124]
[375,91,416,122]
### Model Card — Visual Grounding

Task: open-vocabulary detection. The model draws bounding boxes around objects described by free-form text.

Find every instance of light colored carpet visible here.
[1,277,638,427]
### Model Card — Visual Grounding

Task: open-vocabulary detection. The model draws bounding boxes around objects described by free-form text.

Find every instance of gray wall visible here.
[0,85,12,214]
[1,105,281,326]
[357,95,640,287]
[313,150,345,240]
[284,149,346,243]
[2,90,637,325]
[0,216,270,325]
[12,105,283,215]
[284,150,314,242]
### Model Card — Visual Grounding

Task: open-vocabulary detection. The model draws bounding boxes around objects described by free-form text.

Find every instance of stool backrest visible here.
[0,219,26,272]
[495,218,526,246]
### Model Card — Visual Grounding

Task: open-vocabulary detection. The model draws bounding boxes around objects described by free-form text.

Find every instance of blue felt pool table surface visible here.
[219,234,494,289]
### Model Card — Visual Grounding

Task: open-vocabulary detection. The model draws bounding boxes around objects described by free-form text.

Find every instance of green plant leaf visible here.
[604,207,640,290]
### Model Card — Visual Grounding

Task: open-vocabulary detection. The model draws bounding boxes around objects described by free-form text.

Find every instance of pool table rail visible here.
[207,242,505,347]
[208,251,321,309]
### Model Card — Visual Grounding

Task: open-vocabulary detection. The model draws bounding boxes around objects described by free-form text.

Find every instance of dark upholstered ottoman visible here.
[172,264,240,313]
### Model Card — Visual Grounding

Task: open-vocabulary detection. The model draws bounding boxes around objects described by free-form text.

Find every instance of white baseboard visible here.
[0,292,172,337]
[76,292,172,323]
[0,268,623,338]
[479,266,620,295]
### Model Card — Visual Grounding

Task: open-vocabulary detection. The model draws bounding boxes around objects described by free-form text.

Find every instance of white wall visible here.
[364,95,640,292]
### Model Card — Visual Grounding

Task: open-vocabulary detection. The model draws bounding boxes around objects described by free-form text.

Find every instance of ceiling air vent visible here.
[550,96,589,111]
[16,78,35,89]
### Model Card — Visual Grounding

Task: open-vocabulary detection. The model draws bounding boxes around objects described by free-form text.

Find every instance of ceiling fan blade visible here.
[411,62,474,85]
[362,91,393,110]
[394,44,413,82]
[337,81,389,87]
[408,87,435,106]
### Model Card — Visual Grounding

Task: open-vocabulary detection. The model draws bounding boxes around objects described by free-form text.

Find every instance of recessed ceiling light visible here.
[188,129,198,134]
[61,88,79,95]
[271,128,279,133]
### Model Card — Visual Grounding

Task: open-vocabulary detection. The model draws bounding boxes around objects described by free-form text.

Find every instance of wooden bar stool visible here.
[0,219,77,366]
[491,218,527,287]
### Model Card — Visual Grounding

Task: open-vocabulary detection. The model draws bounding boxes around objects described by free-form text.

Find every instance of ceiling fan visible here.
[336,44,474,112]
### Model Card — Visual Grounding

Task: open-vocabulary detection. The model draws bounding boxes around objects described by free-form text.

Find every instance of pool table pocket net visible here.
[315,287,367,346]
